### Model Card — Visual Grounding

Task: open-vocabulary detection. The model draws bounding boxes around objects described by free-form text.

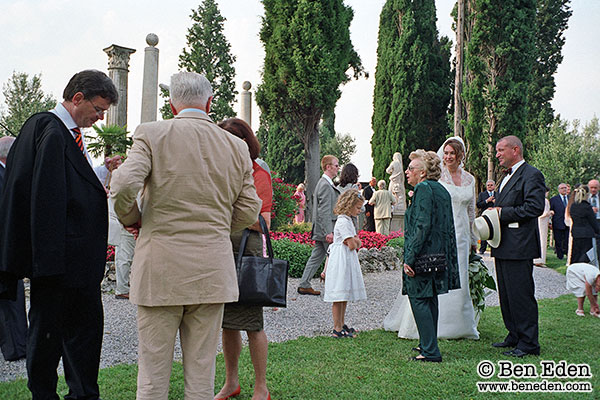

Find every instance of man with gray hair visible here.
[476,179,497,254]
[111,71,261,399]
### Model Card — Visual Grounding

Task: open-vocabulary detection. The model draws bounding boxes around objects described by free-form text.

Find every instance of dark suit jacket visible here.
[0,112,108,289]
[491,162,546,260]
[570,201,600,239]
[363,185,375,214]
[549,194,568,230]
[476,190,496,212]
[402,180,460,298]
[0,164,5,194]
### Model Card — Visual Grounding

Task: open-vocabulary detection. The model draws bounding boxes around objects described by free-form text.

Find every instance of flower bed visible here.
[270,230,403,250]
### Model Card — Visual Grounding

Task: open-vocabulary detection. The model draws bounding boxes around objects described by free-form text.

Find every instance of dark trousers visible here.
[553,228,569,259]
[27,278,103,400]
[363,209,375,232]
[495,259,539,353]
[408,296,441,359]
[0,279,27,361]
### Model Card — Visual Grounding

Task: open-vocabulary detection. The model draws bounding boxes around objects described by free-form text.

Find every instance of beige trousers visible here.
[136,303,225,400]
[375,218,391,236]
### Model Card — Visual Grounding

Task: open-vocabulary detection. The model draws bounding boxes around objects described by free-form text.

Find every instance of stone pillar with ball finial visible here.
[240,81,252,126]
[141,33,159,123]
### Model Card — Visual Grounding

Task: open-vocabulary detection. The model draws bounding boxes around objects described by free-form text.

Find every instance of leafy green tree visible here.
[159,86,173,120]
[257,118,305,184]
[526,0,572,147]
[529,117,600,194]
[320,132,356,167]
[86,124,132,158]
[371,0,452,180]
[0,71,56,136]
[463,0,537,182]
[256,0,365,207]
[159,0,237,122]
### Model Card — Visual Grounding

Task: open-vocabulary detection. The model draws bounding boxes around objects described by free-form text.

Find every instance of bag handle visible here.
[236,215,274,266]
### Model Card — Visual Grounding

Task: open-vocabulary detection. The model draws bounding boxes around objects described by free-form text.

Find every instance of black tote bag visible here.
[235,216,289,307]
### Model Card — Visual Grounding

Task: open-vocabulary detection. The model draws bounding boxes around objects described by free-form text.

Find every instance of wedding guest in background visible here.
[569,185,600,264]
[362,177,377,232]
[549,183,570,260]
[534,187,552,266]
[338,163,361,231]
[566,262,600,318]
[369,180,396,236]
[294,183,306,224]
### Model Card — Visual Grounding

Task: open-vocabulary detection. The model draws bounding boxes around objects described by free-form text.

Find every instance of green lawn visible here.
[544,247,568,274]
[1,295,597,399]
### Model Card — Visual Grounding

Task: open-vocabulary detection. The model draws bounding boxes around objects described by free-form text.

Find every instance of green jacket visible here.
[402,180,460,298]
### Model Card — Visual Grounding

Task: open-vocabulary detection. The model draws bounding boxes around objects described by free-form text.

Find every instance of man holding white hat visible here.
[489,135,545,358]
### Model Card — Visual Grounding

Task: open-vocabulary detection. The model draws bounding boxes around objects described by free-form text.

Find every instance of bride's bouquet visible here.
[468,252,496,315]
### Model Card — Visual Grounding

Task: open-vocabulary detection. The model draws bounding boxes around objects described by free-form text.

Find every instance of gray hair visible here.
[558,183,567,189]
[169,72,213,109]
[0,136,16,159]
[377,180,387,189]
[486,180,495,185]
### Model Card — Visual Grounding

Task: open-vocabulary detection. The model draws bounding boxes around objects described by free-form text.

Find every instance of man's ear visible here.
[170,100,178,116]
[72,92,85,106]
[205,96,213,113]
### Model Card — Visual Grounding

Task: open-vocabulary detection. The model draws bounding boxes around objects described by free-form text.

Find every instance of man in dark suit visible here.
[298,155,340,295]
[363,177,376,232]
[491,135,545,358]
[0,136,28,362]
[0,70,118,399]
[476,179,497,254]
[549,183,570,259]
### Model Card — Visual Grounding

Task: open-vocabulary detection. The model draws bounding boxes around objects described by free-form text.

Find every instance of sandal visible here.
[343,324,357,335]
[590,311,600,318]
[576,309,585,317]
[331,329,348,338]
[412,346,422,353]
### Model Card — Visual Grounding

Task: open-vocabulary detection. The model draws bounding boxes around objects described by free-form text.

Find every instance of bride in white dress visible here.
[384,136,479,339]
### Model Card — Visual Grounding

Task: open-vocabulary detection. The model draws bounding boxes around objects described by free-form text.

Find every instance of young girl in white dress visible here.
[323,189,367,338]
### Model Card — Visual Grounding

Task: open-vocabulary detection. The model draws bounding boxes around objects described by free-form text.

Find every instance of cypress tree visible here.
[256,0,364,202]
[160,0,237,122]
[371,0,451,181]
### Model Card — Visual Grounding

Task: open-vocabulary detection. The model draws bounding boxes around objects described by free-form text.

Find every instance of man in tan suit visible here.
[369,180,397,235]
[111,72,261,400]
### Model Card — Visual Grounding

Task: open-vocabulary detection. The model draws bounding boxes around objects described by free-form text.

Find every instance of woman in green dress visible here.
[403,149,460,362]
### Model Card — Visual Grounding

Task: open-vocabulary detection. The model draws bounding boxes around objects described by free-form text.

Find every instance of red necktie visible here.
[73,128,85,154]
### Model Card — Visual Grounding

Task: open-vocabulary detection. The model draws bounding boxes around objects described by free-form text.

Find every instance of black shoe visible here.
[411,346,422,352]
[411,356,442,363]
[492,341,517,348]
[502,348,540,357]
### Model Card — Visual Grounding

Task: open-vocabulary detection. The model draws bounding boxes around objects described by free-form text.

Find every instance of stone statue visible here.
[386,152,406,213]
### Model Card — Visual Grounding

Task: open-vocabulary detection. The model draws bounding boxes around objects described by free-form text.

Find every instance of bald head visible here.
[0,136,16,163]
[588,179,599,196]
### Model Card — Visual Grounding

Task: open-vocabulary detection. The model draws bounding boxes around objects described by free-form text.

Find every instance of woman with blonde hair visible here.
[569,185,600,264]
[294,183,306,223]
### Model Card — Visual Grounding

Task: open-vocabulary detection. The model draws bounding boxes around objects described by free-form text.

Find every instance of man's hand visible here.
[125,220,142,239]
[486,196,495,203]
[325,233,334,244]
[365,211,371,217]
[403,263,415,277]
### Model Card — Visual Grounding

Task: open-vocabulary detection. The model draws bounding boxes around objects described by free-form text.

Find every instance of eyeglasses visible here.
[88,99,108,117]
[407,165,423,171]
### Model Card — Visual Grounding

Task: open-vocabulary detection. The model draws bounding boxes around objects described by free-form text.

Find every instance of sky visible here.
[1,0,598,180]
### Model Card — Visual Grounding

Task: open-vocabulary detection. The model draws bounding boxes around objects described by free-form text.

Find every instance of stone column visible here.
[140,34,159,123]
[240,81,252,126]
[103,44,136,128]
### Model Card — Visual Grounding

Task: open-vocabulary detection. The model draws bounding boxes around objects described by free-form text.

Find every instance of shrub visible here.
[270,173,298,231]
[271,238,322,278]
[277,222,312,234]
[385,237,405,260]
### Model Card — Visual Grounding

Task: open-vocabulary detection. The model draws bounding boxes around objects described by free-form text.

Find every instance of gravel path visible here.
[0,256,569,382]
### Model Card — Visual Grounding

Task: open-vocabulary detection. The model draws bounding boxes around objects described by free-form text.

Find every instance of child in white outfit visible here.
[323,189,367,337]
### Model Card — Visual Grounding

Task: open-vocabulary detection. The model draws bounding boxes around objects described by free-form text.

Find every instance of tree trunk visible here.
[304,118,321,223]
[454,0,465,138]
[487,116,496,182]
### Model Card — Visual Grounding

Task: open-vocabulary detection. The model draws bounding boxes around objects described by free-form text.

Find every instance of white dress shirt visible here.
[50,103,93,165]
